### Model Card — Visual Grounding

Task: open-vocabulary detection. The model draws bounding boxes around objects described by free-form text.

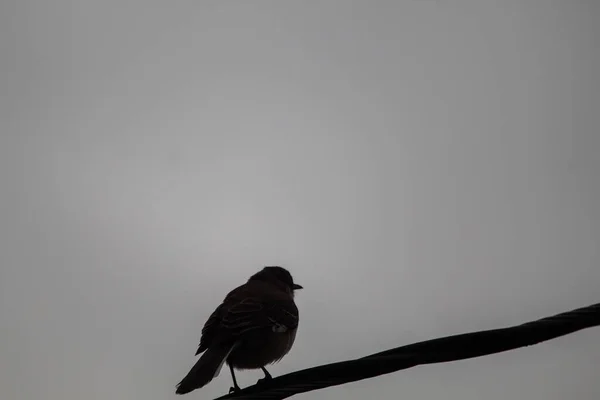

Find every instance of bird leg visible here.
[228,364,241,393]
[261,367,272,380]
[256,366,272,385]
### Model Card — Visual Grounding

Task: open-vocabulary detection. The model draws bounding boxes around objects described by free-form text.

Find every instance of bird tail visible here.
[175,344,234,395]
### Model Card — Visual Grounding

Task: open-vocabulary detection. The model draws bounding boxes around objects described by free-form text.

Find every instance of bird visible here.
[175,266,303,395]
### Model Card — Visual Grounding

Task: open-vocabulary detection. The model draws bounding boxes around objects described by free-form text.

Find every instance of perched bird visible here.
[176,266,302,395]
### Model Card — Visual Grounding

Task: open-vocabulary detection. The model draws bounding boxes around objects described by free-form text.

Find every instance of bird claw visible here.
[256,376,271,386]
[229,386,241,394]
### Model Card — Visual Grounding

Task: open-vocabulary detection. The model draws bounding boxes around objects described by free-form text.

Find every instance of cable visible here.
[212,302,600,400]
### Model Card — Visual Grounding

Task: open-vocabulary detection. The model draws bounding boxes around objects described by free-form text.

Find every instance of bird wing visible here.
[195,283,299,355]
[223,296,299,330]
[195,304,225,355]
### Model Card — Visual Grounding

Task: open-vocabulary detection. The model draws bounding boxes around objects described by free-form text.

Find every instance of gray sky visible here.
[1,1,599,399]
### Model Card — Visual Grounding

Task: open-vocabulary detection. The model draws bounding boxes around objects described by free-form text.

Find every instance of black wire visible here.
[212,302,600,400]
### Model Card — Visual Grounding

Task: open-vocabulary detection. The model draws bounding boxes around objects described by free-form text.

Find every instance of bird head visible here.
[249,266,303,294]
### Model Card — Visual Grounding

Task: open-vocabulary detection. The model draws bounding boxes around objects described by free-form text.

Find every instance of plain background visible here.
[1,1,598,399]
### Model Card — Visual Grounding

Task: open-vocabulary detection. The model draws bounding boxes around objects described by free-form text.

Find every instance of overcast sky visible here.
[1,1,599,400]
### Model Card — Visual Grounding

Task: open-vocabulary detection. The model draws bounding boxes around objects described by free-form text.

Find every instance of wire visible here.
[212,302,600,400]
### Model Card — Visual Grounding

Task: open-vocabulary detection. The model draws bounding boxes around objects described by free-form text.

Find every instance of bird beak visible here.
[292,283,303,290]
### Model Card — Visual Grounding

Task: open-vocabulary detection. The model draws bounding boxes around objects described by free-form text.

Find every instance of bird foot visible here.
[229,385,241,394]
[256,376,272,386]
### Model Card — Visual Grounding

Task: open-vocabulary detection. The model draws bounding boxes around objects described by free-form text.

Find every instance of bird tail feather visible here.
[175,344,234,395]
